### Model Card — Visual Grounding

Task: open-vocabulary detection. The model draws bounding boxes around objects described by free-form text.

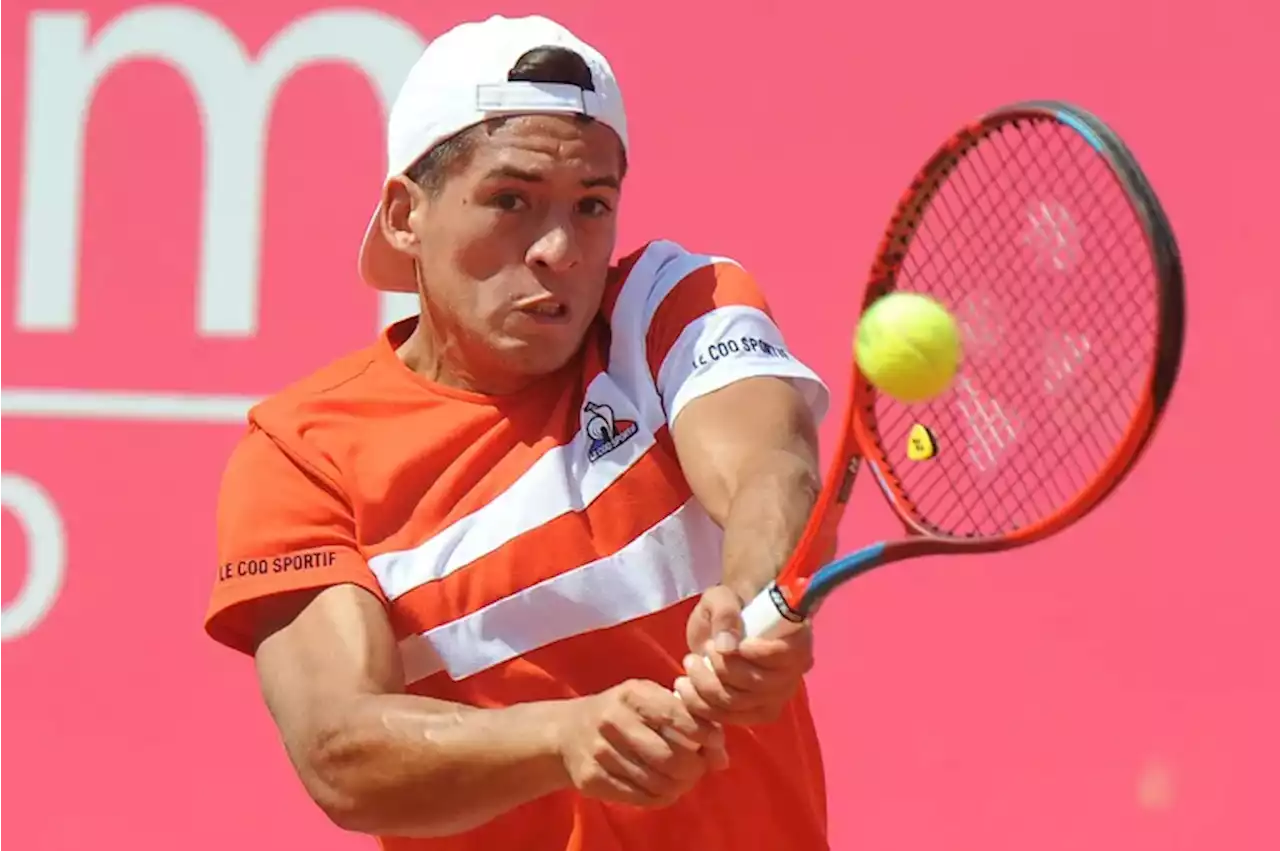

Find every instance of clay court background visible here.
[3,1,1277,848]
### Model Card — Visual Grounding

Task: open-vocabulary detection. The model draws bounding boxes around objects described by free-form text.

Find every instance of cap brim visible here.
[358,203,417,293]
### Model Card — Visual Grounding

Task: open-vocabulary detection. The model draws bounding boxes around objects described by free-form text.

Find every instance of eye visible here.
[490,192,528,212]
[577,196,614,217]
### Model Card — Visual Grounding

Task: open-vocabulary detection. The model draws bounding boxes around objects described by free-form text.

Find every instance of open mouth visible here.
[523,301,567,318]
[515,297,569,322]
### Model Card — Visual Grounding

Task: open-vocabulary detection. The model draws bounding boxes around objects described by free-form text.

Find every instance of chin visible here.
[500,334,583,378]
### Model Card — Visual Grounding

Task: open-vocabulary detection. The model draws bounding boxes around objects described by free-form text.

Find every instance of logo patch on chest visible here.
[583,401,638,462]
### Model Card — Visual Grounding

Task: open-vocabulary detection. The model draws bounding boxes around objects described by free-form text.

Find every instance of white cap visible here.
[358,15,629,293]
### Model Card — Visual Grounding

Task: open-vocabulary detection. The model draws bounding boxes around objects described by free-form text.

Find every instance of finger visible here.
[674,673,720,723]
[686,598,713,657]
[702,649,773,693]
[651,707,716,754]
[682,652,806,726]
[703,585,746,654]
[593,735,674,800]
[683,653,752,714]
[710,648,807,723]
[690,652,803,727]
[679,656,777,727]
[603,713,707,787]
[656,722,705,753]
[701,724,731,771]
[621,680,719,746]
[599,722,682,793]
[676,673,782,727]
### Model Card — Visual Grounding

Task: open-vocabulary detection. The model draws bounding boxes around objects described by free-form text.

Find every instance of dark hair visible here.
[405,46,623,194]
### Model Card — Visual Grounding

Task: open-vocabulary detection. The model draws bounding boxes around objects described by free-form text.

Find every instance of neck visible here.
[396,316,530,396]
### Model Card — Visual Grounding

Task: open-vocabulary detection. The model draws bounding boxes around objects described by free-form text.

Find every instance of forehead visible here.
[463,114,625,178]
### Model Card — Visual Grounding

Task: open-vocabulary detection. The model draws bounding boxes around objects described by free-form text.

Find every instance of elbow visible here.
[297,723,381,834]
[309,788,373,836]
[316,801,403,838]
[297,720,412,836]
[314,794,372,836]
[296,721,477,839]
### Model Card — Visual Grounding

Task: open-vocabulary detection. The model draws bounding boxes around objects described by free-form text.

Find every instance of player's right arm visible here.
[206,427,725,838]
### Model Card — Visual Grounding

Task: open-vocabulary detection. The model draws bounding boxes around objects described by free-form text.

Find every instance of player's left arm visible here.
[643,251,830,725]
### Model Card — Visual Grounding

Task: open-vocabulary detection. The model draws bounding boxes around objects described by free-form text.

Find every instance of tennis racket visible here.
[740,100,1186,639]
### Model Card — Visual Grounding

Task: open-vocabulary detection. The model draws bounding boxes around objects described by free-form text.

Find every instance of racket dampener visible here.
[906,424,939,461]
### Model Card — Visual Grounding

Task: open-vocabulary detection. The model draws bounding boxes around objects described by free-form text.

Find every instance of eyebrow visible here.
[484,165,620,190]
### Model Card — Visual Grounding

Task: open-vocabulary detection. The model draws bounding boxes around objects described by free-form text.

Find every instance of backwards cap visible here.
[358,15,629,293]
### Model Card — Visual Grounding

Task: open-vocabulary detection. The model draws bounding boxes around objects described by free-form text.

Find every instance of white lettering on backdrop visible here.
[2,5,428,640]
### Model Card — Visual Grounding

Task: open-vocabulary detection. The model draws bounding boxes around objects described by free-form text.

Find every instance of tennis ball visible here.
[854,292,961,403]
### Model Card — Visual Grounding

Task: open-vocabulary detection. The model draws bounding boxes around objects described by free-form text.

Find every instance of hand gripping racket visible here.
[741,100,1186,639]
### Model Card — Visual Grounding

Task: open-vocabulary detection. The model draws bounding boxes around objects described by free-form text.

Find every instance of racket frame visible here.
[751,100,1185,634]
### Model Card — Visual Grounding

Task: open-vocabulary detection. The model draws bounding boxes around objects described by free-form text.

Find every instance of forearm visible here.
[304,693,573,838]
[718,447,820,602]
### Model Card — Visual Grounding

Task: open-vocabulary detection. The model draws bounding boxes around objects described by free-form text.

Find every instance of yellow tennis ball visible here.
[855,292,961,403]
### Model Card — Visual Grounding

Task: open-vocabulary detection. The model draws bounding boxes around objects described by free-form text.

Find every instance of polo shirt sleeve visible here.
[204,425,385,655]
[639,242,831,426]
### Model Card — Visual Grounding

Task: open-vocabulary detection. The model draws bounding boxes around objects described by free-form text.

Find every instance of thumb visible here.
[701,585,745,654]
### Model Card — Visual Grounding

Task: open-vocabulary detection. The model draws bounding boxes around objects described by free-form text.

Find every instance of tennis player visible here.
[205,14,831,850]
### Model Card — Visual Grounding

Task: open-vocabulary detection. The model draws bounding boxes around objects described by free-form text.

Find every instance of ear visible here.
[379,175,427,257]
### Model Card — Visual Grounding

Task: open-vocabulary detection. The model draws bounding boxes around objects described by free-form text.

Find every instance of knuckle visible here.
[620,678,661,706]
[589,736,613,763]
[616,678,642,702]
[611,681,648,715]
[597,706,622,735]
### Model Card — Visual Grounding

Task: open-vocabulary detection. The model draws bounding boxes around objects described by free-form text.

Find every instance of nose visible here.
[525,212,581,273]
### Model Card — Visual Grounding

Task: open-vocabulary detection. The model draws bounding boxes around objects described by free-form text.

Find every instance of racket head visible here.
[778,101,1185,619]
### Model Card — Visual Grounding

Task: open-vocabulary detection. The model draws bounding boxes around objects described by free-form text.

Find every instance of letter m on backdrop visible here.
[15,5,423,338]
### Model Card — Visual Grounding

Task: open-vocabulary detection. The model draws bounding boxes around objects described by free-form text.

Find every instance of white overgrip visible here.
[740,582,805,640]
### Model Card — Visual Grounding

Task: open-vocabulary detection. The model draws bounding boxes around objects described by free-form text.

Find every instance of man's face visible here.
[397,114,623,389]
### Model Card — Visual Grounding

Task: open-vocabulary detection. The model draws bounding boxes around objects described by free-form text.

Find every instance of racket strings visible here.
[908,240,1141,525]
[928,128,1147,528]
[964,131,1149,461]
[870,116,1159,538]
[900,130,1125,527]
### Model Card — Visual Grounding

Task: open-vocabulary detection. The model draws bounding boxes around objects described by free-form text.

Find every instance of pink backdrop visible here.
[3,2,1277,849]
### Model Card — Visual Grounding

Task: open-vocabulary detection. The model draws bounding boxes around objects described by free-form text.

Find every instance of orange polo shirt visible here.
[206,239,832,850]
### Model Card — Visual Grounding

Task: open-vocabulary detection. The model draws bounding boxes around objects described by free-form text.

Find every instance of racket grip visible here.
[741,582,805,640]
[673,582,807,701]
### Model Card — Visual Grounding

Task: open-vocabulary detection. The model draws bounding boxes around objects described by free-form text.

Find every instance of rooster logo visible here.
[584,401,638,462]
